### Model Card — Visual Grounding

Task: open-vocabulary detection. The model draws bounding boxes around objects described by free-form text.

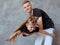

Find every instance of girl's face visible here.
[26,23,36,32]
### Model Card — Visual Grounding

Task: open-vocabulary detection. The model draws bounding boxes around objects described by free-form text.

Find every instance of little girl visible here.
[6,16,55,41]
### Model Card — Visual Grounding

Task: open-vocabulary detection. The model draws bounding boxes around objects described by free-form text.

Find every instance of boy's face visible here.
[23,2,32,13]
[26,22,36,32]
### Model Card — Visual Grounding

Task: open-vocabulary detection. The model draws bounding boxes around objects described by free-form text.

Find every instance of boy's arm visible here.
[37,17,55,37]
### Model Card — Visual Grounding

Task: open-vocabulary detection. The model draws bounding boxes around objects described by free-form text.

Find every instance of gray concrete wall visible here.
[0,0,60,45]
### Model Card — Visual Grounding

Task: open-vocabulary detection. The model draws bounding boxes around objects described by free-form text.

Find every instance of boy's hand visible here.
[49,33,56,37]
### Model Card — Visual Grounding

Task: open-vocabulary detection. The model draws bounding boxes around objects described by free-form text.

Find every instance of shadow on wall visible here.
[53,24,60,45]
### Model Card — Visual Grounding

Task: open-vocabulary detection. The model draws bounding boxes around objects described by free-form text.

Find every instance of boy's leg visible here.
[34,33,44,45]
[44,28,54,45]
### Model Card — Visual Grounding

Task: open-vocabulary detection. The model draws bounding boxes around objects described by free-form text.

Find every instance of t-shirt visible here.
[33,8,54,29]
[19,8,54,36]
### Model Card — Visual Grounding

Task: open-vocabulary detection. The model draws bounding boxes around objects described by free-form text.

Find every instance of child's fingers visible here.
[51,33,56,37]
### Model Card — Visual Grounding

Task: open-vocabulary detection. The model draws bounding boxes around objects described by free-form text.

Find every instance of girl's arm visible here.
[6,17,30,41]
[6,30,21,41]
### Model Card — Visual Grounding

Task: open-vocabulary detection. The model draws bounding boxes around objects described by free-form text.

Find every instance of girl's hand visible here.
[5,30,21,41]
[5,37,16,42]
[5,37,12,41]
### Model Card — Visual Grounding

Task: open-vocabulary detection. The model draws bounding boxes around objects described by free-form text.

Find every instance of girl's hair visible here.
[26,16,39,26]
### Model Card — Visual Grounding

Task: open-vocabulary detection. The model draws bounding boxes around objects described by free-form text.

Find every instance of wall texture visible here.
[0,0,60,45]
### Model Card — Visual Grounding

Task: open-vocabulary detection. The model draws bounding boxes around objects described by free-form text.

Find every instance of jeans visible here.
[35,28,54,45]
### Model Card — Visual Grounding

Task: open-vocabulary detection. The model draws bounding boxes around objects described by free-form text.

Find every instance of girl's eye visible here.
[24,7,26,8]
[31,27,33,28]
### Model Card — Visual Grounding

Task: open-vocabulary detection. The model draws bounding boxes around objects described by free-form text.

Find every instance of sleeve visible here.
[34,8,42,17]
[35,8,49,17]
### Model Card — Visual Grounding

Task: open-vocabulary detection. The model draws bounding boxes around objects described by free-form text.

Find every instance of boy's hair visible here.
[22,0,31,5]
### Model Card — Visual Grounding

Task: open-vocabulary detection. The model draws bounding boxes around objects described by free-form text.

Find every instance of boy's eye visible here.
[24,6,26,8]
